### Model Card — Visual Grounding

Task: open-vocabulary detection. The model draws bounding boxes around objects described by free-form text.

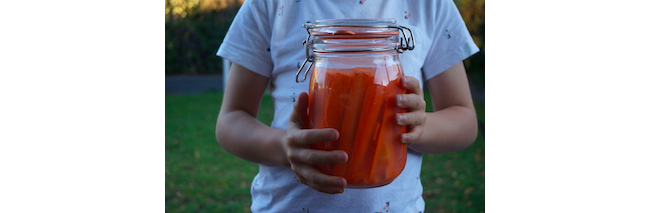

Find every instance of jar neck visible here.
[312,34,400,53]
[313,51,400,71]
[313,51,399,58]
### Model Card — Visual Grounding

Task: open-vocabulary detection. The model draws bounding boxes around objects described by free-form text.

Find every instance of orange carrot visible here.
[351,83,387,185]
[313,71,352,175]
[326,71,353,135]
[309,67,334,150]
[364,76,408,185]
[333,69,372,177]
[310,69,338,174]
[308,66,320,129]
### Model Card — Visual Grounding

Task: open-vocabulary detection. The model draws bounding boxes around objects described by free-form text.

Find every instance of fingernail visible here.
[396,95,403,106]
[397,114,404,125]
[402,77,409,86]
[338,179,344,187]
[330,131,337,140]
[401,134,409,143]
[338,152,346,162]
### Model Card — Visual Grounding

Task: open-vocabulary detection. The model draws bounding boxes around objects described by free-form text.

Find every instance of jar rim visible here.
[309,19,400,36]
[313,18,396,27]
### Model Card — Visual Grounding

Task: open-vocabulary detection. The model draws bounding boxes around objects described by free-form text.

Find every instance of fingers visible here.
[284,130,348,194]
[286,128,339,146]
[395,93,426,127]
[287,149,348,165]
[287,148,348,194]
[396,111,426,126]
[284,92,349,194]
[398,76,427,146]
[401,76,423,95]
[396,111,426,145]
[294,165,347,194]
[396,93,426,111]
[400,125,424,145]
[397,76,426,112]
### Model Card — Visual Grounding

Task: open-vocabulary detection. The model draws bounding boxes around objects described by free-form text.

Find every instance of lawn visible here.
[166,92,485,212]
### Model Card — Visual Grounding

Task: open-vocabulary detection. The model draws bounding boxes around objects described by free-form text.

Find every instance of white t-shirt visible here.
[217,0,479,212]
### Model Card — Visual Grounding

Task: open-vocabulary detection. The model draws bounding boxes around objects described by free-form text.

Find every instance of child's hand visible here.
[396,76,427,145]
[282,92,348,194]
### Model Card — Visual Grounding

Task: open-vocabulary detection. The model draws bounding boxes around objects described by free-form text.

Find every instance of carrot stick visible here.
[334,69,371,177]
[352,83,387,184]
[310,69,340,175]
[364,91,388,185]
[370,100,396,183]
[312,71,351,176]
[327,71,353,138]
[332,67,374,185]
[366,76,409,184]
[309,68,334,150]
[308,66,320,129]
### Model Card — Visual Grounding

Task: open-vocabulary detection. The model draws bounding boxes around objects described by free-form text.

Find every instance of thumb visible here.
[289,92,311,129]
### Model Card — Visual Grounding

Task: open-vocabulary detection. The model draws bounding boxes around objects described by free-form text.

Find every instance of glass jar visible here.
[296,19,415,188]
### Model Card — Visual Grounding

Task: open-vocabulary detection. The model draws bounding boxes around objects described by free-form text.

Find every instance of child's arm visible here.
[396,61,478,153]
[216,63,348,194]
[215,63,286,166]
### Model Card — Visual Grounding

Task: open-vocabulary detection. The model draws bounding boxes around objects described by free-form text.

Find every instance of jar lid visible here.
[307,18,400,36]
[313,18,396,27]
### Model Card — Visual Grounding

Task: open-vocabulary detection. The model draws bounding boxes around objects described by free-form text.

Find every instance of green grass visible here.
[166,92,484,212]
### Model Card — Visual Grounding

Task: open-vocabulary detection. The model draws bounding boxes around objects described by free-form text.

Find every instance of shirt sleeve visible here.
[421,0,480,80]
[216,1,273,77]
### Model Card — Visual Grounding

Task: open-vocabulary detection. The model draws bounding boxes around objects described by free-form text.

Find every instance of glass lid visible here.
[313,18,396,27]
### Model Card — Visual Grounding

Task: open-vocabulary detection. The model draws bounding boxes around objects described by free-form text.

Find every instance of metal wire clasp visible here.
[392,26,415,53]
[296,40,314,83]
[296,23,315,83]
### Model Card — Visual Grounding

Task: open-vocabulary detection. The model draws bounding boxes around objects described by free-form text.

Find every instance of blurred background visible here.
[166,0,484,212]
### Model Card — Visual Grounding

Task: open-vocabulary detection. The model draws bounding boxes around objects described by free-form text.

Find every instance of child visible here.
[216,0,478,212]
